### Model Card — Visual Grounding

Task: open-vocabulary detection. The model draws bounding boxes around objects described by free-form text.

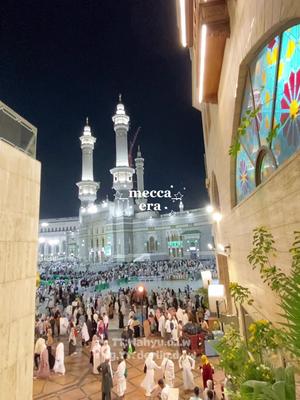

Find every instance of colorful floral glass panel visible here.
[250,36,279,145]
[236,147,256,203]
[239,74,260,164]
[272,24,300,165]
[236,23,300,204]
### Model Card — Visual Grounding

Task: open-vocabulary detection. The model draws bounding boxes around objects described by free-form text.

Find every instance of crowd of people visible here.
[34,259,224,399]
[38,259,217,288]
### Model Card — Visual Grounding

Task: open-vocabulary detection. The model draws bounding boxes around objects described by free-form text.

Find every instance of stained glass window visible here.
[259,151,277,183]
[236,146,256,203]
[250,36,279,146]
[239,74,260,164]
[236,24,300,203]
[272,24,300,165]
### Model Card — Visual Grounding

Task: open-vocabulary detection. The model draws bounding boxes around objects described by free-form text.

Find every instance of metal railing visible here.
[0,101,37,158]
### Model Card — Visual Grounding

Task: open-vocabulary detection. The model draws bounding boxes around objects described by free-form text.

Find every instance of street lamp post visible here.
[138,285,145,336]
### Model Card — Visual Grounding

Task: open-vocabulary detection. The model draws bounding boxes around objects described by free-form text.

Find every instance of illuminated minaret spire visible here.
[134,145,147,207]
[135,145,144,191]
[76,118,99,211]
[110,95,135,216]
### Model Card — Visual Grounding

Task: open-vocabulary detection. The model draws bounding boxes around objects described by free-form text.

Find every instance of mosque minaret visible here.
[110,95,135,216]
[39,96,213,263]
[134,145,147,207]
[76,118,99,213]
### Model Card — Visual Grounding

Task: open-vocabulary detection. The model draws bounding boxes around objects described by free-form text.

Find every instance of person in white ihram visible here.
[171,317,179,344]
[115,353,127,399]
[81,321,90,346]
[182,310,189,326]
[158,312,166,338]
[92,339,101,374]
[165,316,172,342]
[101,340,111,364]
[141,352,161,396]
[179,350,195,391]
[53,342,65,375]
[161,353,175,387]
[176,305,184,322]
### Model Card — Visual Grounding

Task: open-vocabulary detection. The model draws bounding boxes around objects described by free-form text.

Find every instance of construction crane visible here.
[128,126,141,167]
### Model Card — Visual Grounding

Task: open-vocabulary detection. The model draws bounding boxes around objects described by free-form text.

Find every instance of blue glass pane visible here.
[236,147,256,203]
[240,74,260,164]
[250,36,279,146]
[272,24,300,164]
[260,152,277,183]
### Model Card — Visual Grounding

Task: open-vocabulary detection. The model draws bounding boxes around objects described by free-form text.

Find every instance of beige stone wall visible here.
[0,140,41,399]
[201,0,300,322]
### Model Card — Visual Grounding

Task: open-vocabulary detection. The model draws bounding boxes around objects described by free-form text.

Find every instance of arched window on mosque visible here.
[236,23,300,203]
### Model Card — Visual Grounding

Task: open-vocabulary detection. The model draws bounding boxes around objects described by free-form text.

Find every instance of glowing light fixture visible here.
[212,211,222,222]
[199,24,207,103]
[87,204,98,214]
[217,243,225,252]
[179,0,187,47]
[41,222,49,227]
[206,204,214,213]
[138,285,144,293]
[201,270,212,289]
[38,237,46,244]
[208,284,226,312]
[207,243,213,250]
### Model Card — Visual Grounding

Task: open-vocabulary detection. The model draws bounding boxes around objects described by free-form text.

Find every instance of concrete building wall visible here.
[202,0,300,322]
[0,140,40,399]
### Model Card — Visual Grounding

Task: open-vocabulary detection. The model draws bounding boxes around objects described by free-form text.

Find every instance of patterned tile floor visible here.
[33,327,225,399]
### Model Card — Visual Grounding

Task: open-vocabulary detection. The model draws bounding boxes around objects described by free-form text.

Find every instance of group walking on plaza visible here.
[34,259,220,399]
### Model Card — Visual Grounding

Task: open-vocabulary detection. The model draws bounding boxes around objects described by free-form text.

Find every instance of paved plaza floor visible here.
[33,321,224,399]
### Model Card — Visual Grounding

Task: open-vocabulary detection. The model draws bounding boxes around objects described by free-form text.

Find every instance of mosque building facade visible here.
[39,97,213,263]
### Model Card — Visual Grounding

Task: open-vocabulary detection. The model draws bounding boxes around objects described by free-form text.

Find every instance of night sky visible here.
[0,0,207,218]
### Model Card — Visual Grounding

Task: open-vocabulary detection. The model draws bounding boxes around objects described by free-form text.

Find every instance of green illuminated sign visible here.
[168,241,183,248]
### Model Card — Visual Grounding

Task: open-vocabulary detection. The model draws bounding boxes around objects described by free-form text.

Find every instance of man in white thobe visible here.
[92,340,101,374]
[101,340,111,364]
[176,306,184,323]
[141,352,161,396]
[179,350,195,391]
[158,314,166,338]
[115,354,127,399]
[182,311,189,326]
[171,318,179,344]
[161,353,175,387]
[165,317,172,342]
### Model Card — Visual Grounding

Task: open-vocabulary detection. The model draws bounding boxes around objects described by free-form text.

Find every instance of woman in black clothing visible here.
[119,310,124,329]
